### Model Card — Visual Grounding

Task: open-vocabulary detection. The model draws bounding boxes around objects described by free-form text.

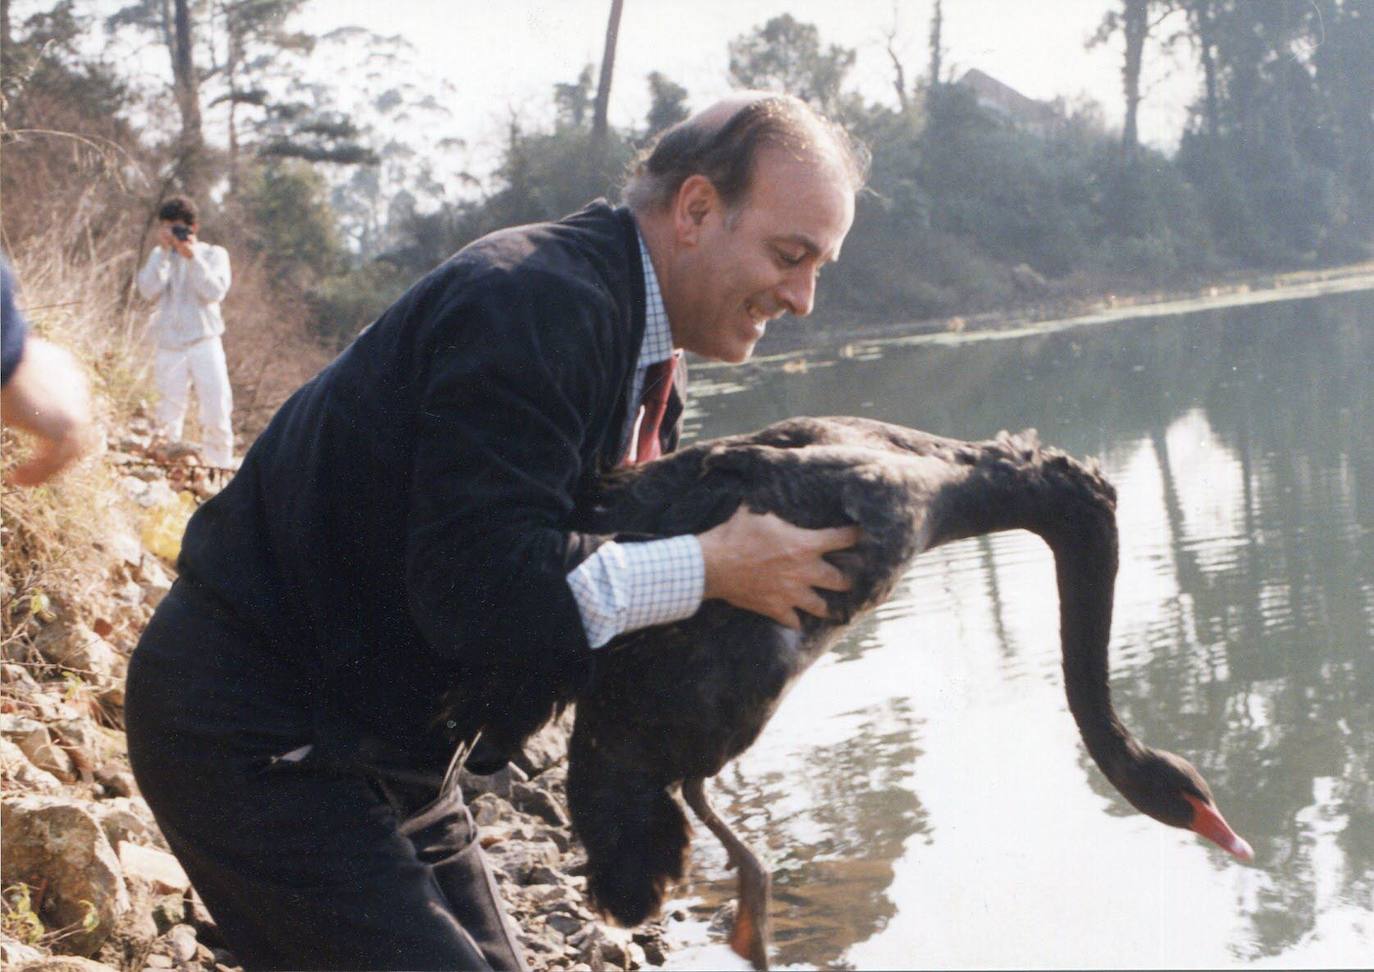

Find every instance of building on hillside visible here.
[956,68,1061,136]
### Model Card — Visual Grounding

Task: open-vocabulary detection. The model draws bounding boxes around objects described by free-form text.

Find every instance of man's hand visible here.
[697,508,860,628]
[2,337,98,486]
[172,229,197,260]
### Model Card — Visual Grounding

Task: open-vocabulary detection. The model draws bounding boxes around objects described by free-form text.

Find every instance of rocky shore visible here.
[1,418,671,972]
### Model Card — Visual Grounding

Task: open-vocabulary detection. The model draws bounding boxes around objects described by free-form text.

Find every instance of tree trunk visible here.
[927,0,943,95]
[886,38,908,113]
[226,3,241,192]
[1,0,12,68]
[172,0,207,198]
[1121,0,1148,154]
[591,0,624,145]
[1190,0,1220,139]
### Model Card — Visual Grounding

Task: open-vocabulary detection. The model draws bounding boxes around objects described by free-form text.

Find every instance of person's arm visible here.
[567,536,705,648]
[406,272,856,666]
[135,245,170,300]
[405,271,624,670]
[1,336,97,486]
[567,510,858,645]
[184,242,231,303]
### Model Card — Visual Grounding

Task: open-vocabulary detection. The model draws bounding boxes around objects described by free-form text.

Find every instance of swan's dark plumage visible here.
[440,416,1249,965]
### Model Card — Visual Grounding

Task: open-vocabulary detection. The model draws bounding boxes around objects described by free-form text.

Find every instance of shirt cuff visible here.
[567,535,705,649]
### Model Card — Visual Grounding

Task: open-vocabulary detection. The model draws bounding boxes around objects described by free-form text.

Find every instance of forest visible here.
[3,0,1370,373]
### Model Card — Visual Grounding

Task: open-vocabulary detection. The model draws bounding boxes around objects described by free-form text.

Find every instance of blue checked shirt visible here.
[565,232,706,648]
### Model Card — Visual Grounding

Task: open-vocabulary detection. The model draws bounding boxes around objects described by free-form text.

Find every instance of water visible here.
[660,289,1374,969]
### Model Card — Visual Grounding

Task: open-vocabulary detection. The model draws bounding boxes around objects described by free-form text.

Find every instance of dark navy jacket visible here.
[177,202,680,765]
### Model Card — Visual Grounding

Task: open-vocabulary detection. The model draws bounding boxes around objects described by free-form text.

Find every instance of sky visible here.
[296,0,1202,155]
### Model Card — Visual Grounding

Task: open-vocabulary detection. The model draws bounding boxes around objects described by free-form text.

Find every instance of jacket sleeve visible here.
[404,270,617,672]
[187,245,231,303]
[136,248,169,300]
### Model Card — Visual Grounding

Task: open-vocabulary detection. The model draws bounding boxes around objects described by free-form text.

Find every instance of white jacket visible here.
[136,242,232,350]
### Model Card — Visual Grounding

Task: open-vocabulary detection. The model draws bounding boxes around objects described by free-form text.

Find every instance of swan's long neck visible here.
[923,440,1142,782]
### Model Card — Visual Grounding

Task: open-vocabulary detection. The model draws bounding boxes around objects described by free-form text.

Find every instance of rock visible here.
[96,682,126,716]
[525,864,568,887]
[631,931,667,966]
[511,781,569,827]
[92,766,134,799]
[114,432,151,452]
[482,838,562,885]
[143,955,173,968]
[31,623,123,685]
[546,912,586,937]
[135,558,173,608]
[49,719,101,763]
[149,895,186,935]
[535,824,572,853]
[1,737,64,793]
[118,843,190,895]
[2,663,40,689]
[1,796,130,956]
[116,475,150,503]
[12,957,121,971]
[460,762,528,801]
[94,529,143,569]
[0,936,45,965]
[90,800,156,849]
[708,900,738,936]
[165,924,198,963]
[1,716,75,781]
[513,709,573,777]
[469,793,509,828]
[571,925,631,970]
[184,890,223,946]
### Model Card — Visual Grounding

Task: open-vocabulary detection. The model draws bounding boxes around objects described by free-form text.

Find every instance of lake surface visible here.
[659,289,1374,969]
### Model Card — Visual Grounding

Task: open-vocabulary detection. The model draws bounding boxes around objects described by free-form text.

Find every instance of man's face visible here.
[670,148,855,364]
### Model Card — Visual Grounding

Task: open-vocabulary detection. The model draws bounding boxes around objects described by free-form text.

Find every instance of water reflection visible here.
[668,291,1373,968]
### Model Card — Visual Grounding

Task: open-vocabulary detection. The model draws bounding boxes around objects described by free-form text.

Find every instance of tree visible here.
[238,160,345,287]
[644,71,688,138]
[208,0,313,189]
[1090,0,1178,155]
[727,15,856,117]
[554,65,594,129]
[171,0,206,196]
[927,0,943,96]
[591,0,624,145]
[1176,0,1222,138]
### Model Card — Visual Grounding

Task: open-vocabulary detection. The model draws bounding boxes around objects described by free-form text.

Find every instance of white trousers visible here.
[155,338,234,467]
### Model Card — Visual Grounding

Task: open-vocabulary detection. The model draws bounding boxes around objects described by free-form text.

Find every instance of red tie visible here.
[628,354,678,465]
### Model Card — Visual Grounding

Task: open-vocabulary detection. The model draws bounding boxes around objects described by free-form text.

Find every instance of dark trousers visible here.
[125,581,527,971]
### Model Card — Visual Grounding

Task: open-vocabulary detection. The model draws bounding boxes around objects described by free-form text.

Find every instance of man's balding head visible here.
[622,92,868,217]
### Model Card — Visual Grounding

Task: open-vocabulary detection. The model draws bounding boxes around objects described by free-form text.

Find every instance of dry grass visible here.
[1,234,149,659]
[2,121,331,659]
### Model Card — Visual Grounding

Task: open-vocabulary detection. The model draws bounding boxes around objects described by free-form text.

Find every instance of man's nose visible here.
[777,269,817,318]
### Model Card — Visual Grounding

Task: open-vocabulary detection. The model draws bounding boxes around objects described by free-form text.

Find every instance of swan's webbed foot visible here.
[682,777,772,971]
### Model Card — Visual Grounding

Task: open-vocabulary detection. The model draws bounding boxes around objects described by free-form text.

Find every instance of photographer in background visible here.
[136,195,235,467]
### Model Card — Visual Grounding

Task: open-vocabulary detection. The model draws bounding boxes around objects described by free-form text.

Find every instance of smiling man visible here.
[124,93,869,971]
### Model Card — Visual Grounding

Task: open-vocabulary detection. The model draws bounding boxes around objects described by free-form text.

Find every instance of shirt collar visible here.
[635,228,675,367]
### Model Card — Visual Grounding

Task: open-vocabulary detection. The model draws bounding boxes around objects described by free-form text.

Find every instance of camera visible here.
[171,224,191,241]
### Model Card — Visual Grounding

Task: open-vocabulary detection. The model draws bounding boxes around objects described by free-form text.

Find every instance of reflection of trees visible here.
[682,699,927,970]
[691,291,1374,960]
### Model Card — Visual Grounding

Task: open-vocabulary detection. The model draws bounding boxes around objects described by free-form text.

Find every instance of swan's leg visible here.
[682,777,771,971]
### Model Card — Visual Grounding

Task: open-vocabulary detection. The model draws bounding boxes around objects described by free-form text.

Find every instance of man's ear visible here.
[674,175,717,245]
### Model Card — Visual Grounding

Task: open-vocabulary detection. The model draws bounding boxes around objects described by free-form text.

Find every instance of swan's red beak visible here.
[1184,793,1254,862]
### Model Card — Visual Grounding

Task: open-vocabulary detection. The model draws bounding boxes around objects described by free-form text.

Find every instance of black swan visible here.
[551,415,1253,970]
